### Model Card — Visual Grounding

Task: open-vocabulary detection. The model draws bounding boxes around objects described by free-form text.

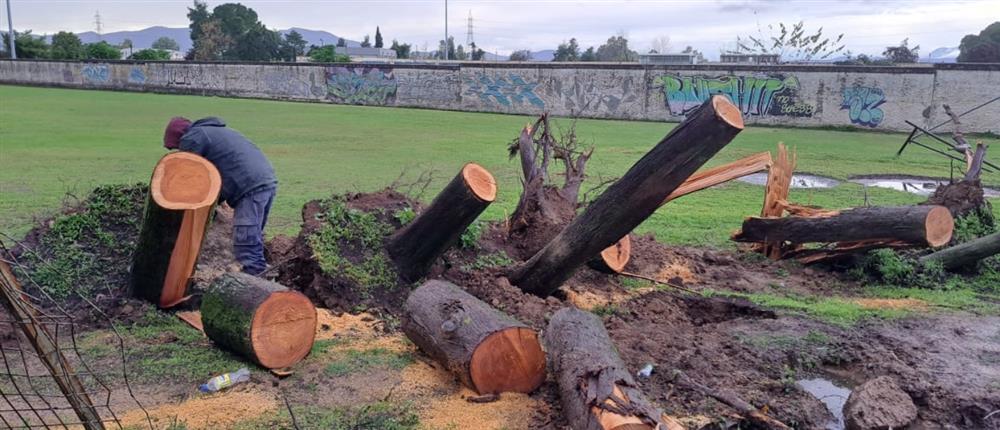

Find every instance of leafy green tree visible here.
[681,45,705,63]
[228,24,281,61]
[360,35,372,48]
[212,3,259,40]
[120,38,134,57]
[281,30,307,61]
[308,45,349,63]
[187,1,211,43]
[434,36,457,60]
[883,38,919,63]
[958,21,1000,63]
[337,38,347,47]
[734,21,845,62]
[596,33,637,62]
[470,42,485,61]
[85,41,122,60]
[152,37,181,51]
[390,39,411,59]
[455,44,467,60]
[130,48,171,60]
[2,30,49,58]
[509,49,531,61]
[553,38,579,61]
[580,46,596,61]
[50,31,84,60]
[191,20,230,61]
[374,27,383,48]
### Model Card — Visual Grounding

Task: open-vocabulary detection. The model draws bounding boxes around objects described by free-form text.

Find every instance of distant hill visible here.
[530,49,554,61]
[50,26,359,52]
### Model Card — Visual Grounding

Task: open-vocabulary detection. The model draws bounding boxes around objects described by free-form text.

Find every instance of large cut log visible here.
[545,307,670,430]
[201,272,317,369]
[588,235,632,274]
[919,231,1000,270]
[662,151,773,203]
[130,152,221,308]
[401,280,545,394]
[733,205,954,247]
[387,163,497,282]
[510,95,744,296]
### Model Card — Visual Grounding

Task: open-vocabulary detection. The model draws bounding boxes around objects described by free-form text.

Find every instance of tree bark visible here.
[545,307,670,430]
[201,272,317,369]
[964,143,987,181]
[130,152,221,308]
[509,95,744,296]
[401,280,545,394]
[387,163,497,282]
[919,231,1000,270]
[733,205,954,247]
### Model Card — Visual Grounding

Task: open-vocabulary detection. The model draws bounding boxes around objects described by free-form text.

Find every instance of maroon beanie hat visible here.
[163,117,192,150]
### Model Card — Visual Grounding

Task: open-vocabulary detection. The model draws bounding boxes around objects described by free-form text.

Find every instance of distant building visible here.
[639,53,698,65]
[719,53,781,64]
[337,47,397,60]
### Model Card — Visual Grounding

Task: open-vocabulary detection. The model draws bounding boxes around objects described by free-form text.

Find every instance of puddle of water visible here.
[736,172,841,188]
[797,378,852,430]
[850,177,1000,198]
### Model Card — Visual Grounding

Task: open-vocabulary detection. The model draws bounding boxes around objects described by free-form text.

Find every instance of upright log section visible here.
[733,205,954,247]
[546,307,670,430]
[130,152,221,308]
[387,163,497,282]
[510,95,745,296]
[201,273,317,369]
[759,143,796,259]
[401,280,546,394]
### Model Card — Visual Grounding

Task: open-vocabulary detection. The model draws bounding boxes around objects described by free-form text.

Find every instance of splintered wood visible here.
[663,151,773,203]
[759,143,796,259]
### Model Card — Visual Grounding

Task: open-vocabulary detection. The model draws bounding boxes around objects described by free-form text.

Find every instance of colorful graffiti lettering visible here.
[464,74,544,108]
[325,66,397,105]
[656,74,812,117]
[128,67,146,84]
[840,86,885,127]
[81,64,109,83]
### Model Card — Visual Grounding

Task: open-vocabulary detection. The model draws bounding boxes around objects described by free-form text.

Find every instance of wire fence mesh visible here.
[1,242,150,429]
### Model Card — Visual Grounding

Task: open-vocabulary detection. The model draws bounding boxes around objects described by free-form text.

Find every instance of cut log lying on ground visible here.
[662,151,773,203]
[201,272,317,369]
[587,235,632,274]
[130,152,221,308]
[402,280,545,394]
[919,231,1000,270]
[545,307,672,430]
[387,163,497,282]
[733,205,954,248]
[510,95,745,296]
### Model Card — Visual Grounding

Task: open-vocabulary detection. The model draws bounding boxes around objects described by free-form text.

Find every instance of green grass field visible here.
[2,85,997,246]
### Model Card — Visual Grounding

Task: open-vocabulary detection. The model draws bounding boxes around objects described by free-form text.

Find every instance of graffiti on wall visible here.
[325,66,397,105]
[128,67,146,84]
[543,73,641,117]
[82,64,110,83]
[464,74,544,108]
[262,70,323,98]
[655,74,814,117]
[840,86,885,127]
[395,71,461,103]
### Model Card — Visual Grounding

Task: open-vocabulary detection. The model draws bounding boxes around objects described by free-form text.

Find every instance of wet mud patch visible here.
[738,172,841,188]
[850,174,1000,198]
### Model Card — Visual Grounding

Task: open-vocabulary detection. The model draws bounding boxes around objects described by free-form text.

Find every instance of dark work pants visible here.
[232,186,275,275]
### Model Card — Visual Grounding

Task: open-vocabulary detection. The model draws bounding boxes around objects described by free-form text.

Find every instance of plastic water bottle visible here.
[199,368,250,393]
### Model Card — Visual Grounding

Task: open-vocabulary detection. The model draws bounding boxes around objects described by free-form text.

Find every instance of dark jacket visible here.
[179,117,277,206]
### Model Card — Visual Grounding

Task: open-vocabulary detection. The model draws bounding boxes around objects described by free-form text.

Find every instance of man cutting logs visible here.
[163,117,277,276]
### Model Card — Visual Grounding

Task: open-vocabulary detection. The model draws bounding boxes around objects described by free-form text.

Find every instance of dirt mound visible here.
[271,189,420,317]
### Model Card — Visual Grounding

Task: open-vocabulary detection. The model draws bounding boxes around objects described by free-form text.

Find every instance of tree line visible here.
[0,30,181,60]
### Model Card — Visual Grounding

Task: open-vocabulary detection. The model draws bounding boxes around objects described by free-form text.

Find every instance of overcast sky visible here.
[3,0,998,58]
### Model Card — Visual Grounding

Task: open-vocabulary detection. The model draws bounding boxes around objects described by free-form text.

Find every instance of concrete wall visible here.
[2,59,998,132]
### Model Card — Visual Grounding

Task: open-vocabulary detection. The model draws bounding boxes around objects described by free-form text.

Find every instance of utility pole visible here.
[94,10,102,39]
[466,10,474,46]
[444,0,448,60]
[5,0,15,59]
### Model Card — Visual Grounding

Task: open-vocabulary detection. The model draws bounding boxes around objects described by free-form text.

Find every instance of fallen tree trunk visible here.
[545,307,670,430]
[509,95,744,296]
[401,280,545,394]
[662,151,772,203]
[919,231,1000,270]
[387,163,497,282]
[130,152,221,308]
[733,205,954,248]
[201,272,317,369]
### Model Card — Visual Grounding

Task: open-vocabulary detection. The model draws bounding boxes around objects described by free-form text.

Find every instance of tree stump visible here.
[201,272,317,369]
[733,205,954,247]
[130,152,221,308]
[510,95,745,296]
[401,280,545,394]
[387,163,497,282]
[545,307,670,430]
